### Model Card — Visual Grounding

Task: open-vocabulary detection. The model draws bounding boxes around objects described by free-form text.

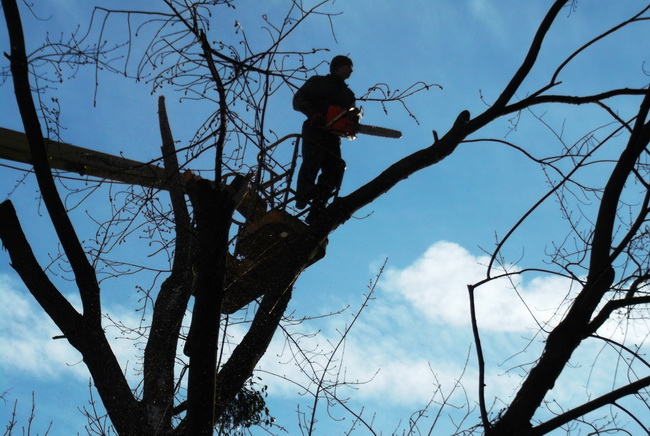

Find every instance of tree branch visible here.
[142,96,195,429]
[584,92,650,298]
[0,201,82,333]
[319,110,474,233]
[2,2,148,433]
[505,88,649,115]
[183,179,238,434]
[587,296,650,336]
[491,0,570,109]
[2,0,102,323]
[197,29,228,180]
[550,5,650,84]
[489,91,650,436]
[467,284,490,430]
[532,375,650,435]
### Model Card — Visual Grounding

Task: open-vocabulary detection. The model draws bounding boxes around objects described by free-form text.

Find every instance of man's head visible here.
[330,55,353,80]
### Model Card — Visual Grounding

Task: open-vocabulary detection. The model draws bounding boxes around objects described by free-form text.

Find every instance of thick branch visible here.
[320,110,473,232]
[2,0,101,323]
[215,284,298,423]
[173,284,293,434]
[216,283,293,415]
[318,68,645,235]
[0,200,143,434]
[2,3,150,433]
[215,231,322,412]
[173,230,323,431]
[183,180,236,435]
[158,95,192,263]
[586,92,650,293]
[142,97,195,429]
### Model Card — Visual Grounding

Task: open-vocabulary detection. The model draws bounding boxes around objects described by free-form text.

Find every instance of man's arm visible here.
[292,76,321,117]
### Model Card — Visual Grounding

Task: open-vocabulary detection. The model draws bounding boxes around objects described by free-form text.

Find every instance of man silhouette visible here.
[293,55,356,217]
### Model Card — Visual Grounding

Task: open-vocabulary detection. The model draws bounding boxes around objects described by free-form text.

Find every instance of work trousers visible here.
[296,122,346,206]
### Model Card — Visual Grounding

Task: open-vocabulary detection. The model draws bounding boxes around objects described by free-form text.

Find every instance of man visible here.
[293,55,356,216]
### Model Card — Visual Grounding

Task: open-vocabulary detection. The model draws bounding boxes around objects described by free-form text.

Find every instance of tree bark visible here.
[183,179,237,434]
[141,97,195,430]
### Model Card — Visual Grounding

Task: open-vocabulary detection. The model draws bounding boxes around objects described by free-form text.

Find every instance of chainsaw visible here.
[325,106,402,139]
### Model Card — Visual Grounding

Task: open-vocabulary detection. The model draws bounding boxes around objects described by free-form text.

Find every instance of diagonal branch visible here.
[318,110,474,233]
[158,95,192,263]
[551,5,650,84]
[491,0,570,109]
[586,92,650,286]
[314,3,578,235]
[2,0,102,323]
[2,2,147,433]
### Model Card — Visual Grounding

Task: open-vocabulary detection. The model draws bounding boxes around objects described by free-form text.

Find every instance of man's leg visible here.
[315,138,345,204]
[295,126,324,209]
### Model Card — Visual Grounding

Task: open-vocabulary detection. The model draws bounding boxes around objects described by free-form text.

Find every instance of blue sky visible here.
[1,1,649,435]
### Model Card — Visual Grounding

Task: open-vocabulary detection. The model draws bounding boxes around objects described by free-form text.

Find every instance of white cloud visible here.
[381,241,573,332]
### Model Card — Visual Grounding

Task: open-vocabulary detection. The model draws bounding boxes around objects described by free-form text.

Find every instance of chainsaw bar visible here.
[324,106,402,139]
[356,124,402,139]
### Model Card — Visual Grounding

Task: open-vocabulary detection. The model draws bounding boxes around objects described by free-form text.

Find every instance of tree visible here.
[471,90,650,433]
[1,0,649,435]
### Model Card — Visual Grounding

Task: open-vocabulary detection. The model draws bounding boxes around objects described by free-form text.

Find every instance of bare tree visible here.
[1,0,649,435]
